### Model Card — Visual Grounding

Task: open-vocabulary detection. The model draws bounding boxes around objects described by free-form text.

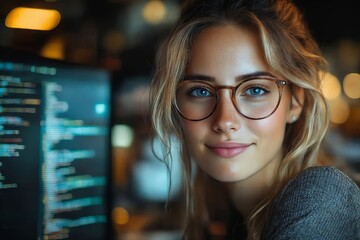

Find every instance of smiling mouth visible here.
[207,143,252,158]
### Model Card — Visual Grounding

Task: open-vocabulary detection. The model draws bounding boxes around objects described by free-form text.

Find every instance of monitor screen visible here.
[0,48,112,240]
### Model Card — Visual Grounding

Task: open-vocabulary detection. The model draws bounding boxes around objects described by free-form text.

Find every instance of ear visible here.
[286,86,304,124]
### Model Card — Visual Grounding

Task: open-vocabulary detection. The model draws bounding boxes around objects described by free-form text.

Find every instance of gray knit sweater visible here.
[262,166,360,239]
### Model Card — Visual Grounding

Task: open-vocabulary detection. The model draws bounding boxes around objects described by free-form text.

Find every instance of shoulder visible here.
[277,166,360,204]
[263,166,360,240]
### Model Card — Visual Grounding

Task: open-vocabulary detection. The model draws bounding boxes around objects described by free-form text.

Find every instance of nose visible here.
[212,90,241,133]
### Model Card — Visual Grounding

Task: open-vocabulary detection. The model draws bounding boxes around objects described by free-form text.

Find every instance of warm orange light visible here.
[321,72,341,100]
[112,207,129,225]
[343,73,360,99]
[5,7,61,31]
[41,37,65,60]
[328,97,350,124]
[143,0,166,24]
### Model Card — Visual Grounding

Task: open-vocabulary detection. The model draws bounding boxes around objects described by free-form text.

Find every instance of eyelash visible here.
[242,86,269,96]
[188,87,213,97]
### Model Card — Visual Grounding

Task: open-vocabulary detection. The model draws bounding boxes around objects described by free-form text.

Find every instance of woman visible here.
[149,0,360,239]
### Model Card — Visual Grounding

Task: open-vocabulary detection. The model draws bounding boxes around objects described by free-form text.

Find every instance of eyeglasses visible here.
[175,76,289,121]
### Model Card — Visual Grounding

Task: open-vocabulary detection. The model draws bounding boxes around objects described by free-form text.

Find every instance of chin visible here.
[207,171,251,183]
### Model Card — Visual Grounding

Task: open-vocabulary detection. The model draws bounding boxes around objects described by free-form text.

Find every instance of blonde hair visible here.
[149,0,329,239]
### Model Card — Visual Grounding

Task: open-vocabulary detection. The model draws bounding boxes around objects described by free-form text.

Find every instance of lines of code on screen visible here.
[0,61,111,240]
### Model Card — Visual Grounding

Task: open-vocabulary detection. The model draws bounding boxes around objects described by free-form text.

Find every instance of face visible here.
[179,25,296,183]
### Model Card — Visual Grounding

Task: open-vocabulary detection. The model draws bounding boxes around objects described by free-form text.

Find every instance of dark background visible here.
[1,1,359,239]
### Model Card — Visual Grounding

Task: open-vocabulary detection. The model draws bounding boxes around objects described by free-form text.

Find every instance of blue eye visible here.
[245,87,267,96]
[189,87,212,97]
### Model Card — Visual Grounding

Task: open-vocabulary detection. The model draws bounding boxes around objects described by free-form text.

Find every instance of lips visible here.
[207,142,252,158]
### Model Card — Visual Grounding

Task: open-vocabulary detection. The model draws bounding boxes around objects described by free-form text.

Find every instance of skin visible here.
[179,24,303,215]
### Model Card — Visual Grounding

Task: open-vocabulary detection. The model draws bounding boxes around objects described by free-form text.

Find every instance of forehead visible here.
[186,24,271,82]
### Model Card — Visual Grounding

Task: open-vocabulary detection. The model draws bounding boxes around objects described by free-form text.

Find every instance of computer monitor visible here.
[0,47,112,240]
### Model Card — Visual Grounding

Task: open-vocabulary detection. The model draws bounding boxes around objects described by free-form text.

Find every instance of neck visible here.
[224,158,280,218]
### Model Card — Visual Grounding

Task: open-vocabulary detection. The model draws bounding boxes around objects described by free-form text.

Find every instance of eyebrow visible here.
[182,71,277,82]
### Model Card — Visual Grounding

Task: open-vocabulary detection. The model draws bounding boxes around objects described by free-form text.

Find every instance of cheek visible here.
[251,115,286,137]
[249,95,291,145]
[179,119,208,158]
[180,119,204,142]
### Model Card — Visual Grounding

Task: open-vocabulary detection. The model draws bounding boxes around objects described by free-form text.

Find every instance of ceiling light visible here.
[5,7,61,31]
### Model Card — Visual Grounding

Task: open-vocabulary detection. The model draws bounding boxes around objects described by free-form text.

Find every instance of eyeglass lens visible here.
[175,78,284,120]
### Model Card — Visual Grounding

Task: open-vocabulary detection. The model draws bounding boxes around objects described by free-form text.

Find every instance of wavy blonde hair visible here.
[150,0,329,239]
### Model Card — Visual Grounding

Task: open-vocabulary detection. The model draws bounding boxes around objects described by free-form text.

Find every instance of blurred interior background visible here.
[0,0,359,239]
